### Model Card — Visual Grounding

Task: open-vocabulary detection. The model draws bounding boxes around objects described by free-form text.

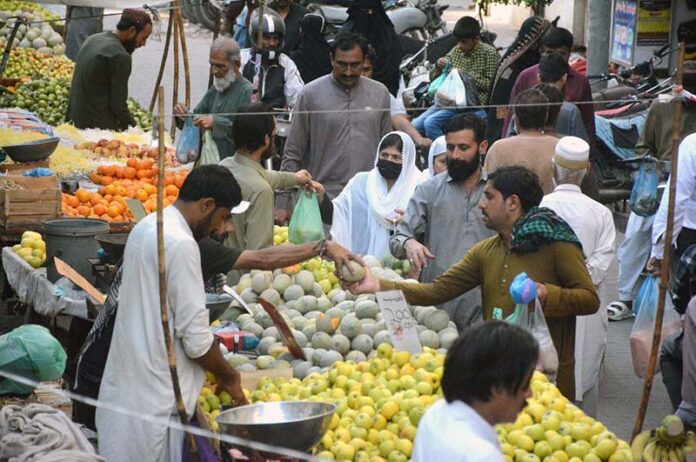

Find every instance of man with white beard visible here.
[175,37,252,159]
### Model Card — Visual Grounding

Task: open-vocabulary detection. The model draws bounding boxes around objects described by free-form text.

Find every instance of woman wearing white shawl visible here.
[331,131,425,257]
[424,135,448,178]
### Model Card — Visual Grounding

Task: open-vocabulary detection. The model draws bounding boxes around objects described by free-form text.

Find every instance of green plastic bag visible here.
[288,190,324,244]
[196,130,220,167]
[0,325,67,395]
[427,62,451,99]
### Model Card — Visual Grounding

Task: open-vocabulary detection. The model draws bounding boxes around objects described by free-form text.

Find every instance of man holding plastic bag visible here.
[412,17,499,139]
[346,166,599,398]
[174,37,253,160]
[220,104,317,259]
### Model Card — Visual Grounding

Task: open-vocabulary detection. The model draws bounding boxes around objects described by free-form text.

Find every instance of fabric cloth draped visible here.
[341,0,402,96]
[485,16,551,144]
[511,206,582,253]
[331,131,425,256]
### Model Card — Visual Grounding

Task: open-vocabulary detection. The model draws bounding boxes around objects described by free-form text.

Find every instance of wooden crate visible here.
[0,176,61,227]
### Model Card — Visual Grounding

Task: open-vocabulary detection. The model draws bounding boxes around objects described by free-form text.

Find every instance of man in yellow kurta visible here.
[348,166,599,398]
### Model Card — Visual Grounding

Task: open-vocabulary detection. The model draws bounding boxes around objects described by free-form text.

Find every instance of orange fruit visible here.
[143,184,156,195]
[89,194,102,206]
[106,206,119,218]
[77,205,91,217]
[114,167,125,179]
[103,165,116,177]
[174,175,185,188]
[124,167,137,179]
[164,184,178,197]
[113,202,126,215]
[75,189,90,203]
[126,158,137,168]
[101,176,114,186]
[136,169,148,179]
[136,189,148,201]
[67,195,79,208]
[93,204,106,216]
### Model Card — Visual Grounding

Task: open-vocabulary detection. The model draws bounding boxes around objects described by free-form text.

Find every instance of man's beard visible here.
[191,210,215,242]
[214,69,237,92]
[446,153,480,182]
[123,37,136,54]
[261,138,277,161]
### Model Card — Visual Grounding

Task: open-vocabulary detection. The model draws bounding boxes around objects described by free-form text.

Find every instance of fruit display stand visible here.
[1,246,90,320]
[0,175,61,228]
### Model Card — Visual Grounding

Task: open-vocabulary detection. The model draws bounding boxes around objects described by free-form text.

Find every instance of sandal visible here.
[607,301,634,321]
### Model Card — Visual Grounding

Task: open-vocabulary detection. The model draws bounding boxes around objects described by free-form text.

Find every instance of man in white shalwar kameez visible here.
[540,136,615,417]
[96,166,249,462]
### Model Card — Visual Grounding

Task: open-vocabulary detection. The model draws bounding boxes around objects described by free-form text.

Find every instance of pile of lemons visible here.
[12,230,46,268]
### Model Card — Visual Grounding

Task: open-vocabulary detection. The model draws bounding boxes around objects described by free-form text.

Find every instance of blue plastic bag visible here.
[176,117,200,164]
[629,159,659,217]
[630,276,681,377]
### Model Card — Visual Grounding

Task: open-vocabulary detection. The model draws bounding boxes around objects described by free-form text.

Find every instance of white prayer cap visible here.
[554,136,590,170]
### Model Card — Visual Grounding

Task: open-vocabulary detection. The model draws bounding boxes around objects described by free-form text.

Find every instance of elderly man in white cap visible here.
[541,136,616,416]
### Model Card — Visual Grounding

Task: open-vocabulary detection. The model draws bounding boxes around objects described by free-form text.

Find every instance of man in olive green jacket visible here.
[348,166,599,399]
[66,9,152,130]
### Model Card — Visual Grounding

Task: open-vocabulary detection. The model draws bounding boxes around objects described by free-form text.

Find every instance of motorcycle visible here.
[588,44,678,204]
[307,0,448,41]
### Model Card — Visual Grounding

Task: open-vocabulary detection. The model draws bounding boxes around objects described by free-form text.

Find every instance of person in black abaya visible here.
[289,13,333,83]
[341,0,402,96]
[485,16,552,145]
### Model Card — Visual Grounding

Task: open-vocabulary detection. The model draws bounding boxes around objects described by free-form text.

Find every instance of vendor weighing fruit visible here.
[66,8,152,131]
[346,166,599,399]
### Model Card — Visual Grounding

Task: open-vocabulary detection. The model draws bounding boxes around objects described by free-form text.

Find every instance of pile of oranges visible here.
[62,161,189,222]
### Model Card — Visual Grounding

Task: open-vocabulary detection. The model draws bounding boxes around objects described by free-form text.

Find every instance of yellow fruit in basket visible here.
[17,248,33,259]
[22,231,42,241]
[26,256,43,269]
[12,244,21,253]
[30,240,46,252]
[20,237,36,249]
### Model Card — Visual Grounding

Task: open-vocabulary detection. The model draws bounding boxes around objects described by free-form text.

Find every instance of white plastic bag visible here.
[196,130,220,166]
[435,69,467,109]
[506,299,559,382]
[630,276,682,378]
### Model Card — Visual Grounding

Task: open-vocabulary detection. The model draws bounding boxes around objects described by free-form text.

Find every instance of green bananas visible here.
[632,415,696,462]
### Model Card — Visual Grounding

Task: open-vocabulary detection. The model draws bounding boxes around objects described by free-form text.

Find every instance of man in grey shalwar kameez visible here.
[276,32,391,222]
[390,114,493,330]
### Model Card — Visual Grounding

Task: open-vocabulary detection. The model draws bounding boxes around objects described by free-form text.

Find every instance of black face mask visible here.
[446,154,480,181]
[377,158,402,180]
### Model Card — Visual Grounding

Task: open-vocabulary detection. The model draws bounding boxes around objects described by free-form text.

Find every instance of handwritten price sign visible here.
[376,290,422,355]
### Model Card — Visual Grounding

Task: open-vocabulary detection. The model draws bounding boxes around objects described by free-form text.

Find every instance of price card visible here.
[376,290,422,355]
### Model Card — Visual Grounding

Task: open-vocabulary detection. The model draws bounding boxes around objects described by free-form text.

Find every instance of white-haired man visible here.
[540,136,616,417]
[175,37,253,159]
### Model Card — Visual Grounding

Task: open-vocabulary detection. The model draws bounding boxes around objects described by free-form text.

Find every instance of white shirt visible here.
[541,183,616,400]
[240,48,304,108]
[96,206,214,462]
[413,399,504,462]
[652,133,696,259]
[390,94,407,117]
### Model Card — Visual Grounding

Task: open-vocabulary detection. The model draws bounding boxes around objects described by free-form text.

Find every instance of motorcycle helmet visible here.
[249,8,285,60]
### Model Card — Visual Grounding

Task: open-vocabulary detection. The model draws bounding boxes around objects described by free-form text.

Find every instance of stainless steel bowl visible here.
[216,401,336,453]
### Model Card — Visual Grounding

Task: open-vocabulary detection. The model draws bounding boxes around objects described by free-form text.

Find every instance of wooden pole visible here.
[149,4,174,112]
[208,9,223,88]
[176,9,191,109]
[632,42,686,440]
[156,86,198,456]
[170,2,180,137]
